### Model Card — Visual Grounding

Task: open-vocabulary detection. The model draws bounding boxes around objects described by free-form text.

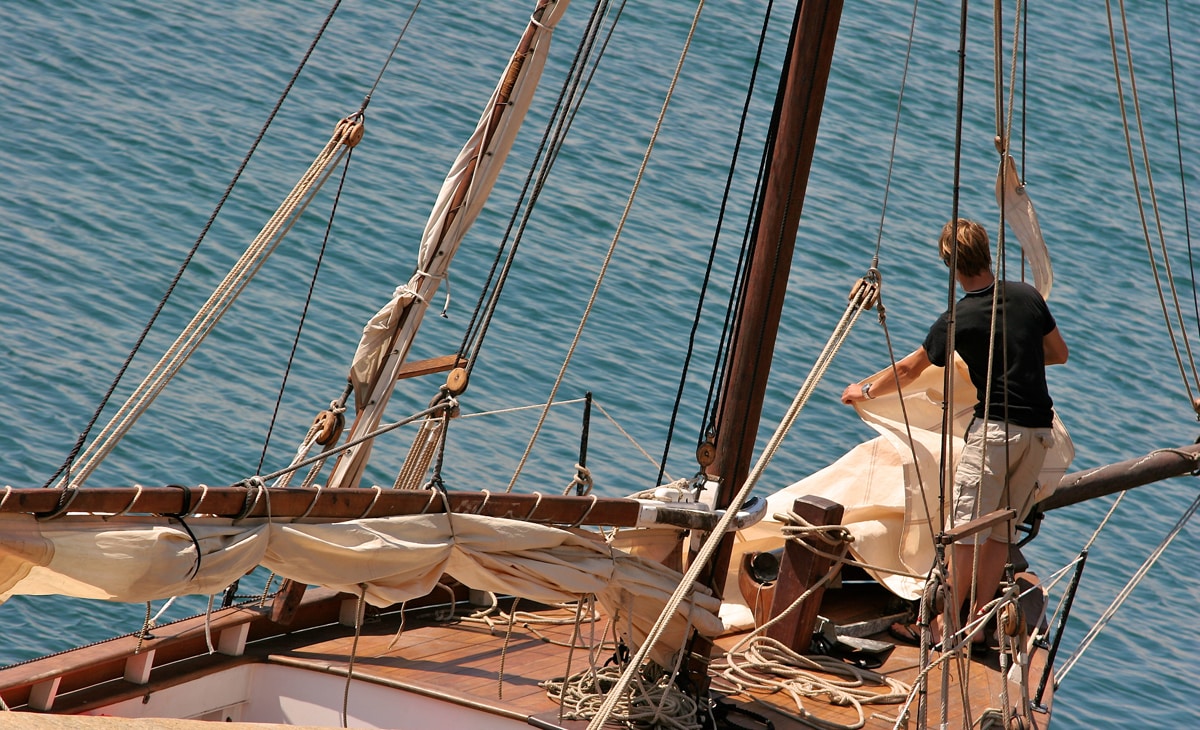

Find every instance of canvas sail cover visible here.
[0,512,720,667]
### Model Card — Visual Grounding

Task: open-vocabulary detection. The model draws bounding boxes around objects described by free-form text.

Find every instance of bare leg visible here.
[937,539,1008,645]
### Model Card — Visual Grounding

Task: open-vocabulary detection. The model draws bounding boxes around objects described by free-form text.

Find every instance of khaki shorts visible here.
[951,419,1053,544]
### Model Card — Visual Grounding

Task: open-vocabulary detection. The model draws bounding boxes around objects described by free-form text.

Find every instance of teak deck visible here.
[0,579,1053,729]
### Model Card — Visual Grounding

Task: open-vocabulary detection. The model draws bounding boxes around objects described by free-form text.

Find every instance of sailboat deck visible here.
[246,587,1047,728]
[1,582,1051,729]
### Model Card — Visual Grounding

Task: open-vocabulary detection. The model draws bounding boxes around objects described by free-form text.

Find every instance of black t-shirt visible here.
[923,280,1057,428]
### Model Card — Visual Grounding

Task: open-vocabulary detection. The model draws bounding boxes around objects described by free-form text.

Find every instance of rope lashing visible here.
[564,463,593,496]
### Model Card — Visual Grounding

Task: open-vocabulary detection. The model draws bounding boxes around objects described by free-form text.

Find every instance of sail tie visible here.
[565,463,594,496]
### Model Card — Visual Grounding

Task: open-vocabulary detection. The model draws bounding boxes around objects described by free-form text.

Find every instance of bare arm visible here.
[1044,326,1068,365]
[841,347,933,404]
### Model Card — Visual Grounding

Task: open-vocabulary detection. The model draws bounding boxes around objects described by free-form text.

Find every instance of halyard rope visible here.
[585,275,879,729]
[60,118,362,488]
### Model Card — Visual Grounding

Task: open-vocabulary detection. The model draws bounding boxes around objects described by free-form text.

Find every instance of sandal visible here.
[887,621,923,646]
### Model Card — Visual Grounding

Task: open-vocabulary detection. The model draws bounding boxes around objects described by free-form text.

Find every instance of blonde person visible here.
[841,218,1068,650]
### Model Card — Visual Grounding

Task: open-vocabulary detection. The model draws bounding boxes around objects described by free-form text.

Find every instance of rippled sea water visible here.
[2,1,1198,727]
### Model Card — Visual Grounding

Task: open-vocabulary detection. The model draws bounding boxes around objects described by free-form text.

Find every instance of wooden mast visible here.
[703,0,844,598]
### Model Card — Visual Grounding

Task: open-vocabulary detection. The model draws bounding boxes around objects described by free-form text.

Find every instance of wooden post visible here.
[765,496,844,653]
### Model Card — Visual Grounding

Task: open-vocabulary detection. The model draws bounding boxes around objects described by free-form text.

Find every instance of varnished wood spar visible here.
[0,487,744,531]
[0,487,648,524]
[1037,441,1200,512]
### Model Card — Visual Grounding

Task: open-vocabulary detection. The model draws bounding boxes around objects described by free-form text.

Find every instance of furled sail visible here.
[0,512,721,667]
[331,0,571,489]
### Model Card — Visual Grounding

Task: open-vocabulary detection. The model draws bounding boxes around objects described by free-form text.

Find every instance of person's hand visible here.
[840,382,869,404]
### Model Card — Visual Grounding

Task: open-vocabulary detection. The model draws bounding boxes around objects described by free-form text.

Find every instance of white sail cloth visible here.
[336,0,573,491]
[0,511,720,666]
[733,359,1073,603]
[732,172,1068,605]
[348,0,570,406]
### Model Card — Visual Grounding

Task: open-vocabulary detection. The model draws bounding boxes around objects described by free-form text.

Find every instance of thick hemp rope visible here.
[61,118,363,488]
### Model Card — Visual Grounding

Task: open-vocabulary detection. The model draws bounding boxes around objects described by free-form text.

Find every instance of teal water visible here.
[1,0,1198,727]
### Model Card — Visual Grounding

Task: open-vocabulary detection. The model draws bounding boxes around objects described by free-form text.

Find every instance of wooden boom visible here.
[0,485,766,533]
[1038,441,1200,512]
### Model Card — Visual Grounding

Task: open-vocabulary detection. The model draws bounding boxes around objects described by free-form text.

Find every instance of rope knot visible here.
[776,509,854,547]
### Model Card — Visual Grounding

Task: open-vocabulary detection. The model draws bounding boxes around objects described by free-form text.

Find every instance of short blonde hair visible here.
[938,218,991,276]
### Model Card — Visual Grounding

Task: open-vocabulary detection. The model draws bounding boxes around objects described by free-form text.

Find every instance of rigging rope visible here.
[43,0,347,489]
[261,2,423,476]
[1104,0,1200,407]
[259,154,356,475]
[58,118,364,489]
[870,0,923,263]
[585,277,878,729]
[712,518,908,730]
[505,0,705,493]
[658,0,777,487]
[456,0,617,367]
[1056,487,1200,682]
[1163,0,1200,383]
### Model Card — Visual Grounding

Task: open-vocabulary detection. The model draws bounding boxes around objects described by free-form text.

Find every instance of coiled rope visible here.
[712,514,909,730]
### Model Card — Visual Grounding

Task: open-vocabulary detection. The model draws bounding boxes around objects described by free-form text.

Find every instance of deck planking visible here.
[253,595,1049,729]
[1,582,1051,728]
